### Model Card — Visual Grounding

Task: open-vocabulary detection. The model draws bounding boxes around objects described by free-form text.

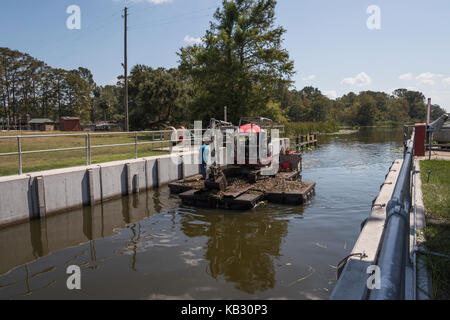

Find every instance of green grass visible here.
[420,160,450,299]
[0,131,169,176]
[285,121,339,136]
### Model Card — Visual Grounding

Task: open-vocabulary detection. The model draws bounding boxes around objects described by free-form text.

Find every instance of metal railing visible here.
[369,128,415,300]
[0,130,193,175]
[1,124,286,176]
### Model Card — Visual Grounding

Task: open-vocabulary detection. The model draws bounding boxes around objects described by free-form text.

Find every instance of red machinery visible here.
[236,117,273,168]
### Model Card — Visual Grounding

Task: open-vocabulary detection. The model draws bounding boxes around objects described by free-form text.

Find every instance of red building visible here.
[59,117,81,131]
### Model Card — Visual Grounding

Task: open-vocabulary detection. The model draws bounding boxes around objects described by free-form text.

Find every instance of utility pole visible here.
[123,7,129,132]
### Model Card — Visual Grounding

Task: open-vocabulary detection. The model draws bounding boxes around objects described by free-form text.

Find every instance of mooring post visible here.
[37,176,46,217]
[126,163,132,195]
[87,168,95,205]
[134,174,140,194]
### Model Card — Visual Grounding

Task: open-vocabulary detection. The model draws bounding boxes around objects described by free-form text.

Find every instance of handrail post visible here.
[17,136,22,175]
[85,134,89,165]
[134,131,138,159]
[88,133,91,165]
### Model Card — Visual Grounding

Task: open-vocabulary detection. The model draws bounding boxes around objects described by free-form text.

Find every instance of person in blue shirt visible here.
[200,141,210,179]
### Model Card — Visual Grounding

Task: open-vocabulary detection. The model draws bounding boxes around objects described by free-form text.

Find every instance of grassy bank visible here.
[0,131,168,177]
[420,160,450,299]
[285,121,339,136]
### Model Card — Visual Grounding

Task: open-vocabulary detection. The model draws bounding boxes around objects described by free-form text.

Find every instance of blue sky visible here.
[1,0,449,111]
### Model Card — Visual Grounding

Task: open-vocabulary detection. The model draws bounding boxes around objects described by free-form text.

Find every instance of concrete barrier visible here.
[157,154,183,186]
[28,167,91,215]
[182,152,201,178]
[145,158,159,189]
[0,151,201,228]
[0,138,293,227]
[98,161,128,201]
[0,175,36,226]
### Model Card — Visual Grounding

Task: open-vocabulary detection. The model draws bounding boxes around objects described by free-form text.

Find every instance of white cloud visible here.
[148,0,172,3]
[341,72,372,87]
[443,78,450,85]
[323,90,338,99]
[302,74,316,81]
[420,79,435,86]
[183,35,203,44]
[416,72,439,85]
[398,73,413,81]
[126,0,173,4]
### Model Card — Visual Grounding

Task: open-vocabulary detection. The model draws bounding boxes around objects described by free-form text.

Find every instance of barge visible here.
[168,117,316,210]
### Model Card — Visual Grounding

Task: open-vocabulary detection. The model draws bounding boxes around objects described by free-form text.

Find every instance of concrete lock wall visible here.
[0,139,293,228]
[0,151,201,228]
[0,193,159,275]
[0,175,36,226]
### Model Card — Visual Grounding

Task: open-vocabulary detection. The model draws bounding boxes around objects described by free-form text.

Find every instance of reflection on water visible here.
[0,127,404,300]
[180,209,290,294]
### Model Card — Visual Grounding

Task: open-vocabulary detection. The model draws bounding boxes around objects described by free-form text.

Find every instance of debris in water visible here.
[316,242,327,249]
[287,266,316,287]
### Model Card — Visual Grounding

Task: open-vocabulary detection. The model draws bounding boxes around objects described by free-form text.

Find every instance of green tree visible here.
[356,94,377,126]
[393,89,426,121]
[430,104,446,121]
[128,66,190,130]
[178,0,294,124]
[96,85,120,122]
[75,67,97,122]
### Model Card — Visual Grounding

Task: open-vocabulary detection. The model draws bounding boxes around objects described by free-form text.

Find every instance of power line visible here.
[129,6,215,30]
[46,12,123,64]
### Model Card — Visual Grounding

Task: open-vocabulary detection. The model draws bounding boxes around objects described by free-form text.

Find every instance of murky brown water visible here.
[0,127,403,300]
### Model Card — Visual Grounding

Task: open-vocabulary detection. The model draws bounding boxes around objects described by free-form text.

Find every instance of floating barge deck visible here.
[169,168,315,210]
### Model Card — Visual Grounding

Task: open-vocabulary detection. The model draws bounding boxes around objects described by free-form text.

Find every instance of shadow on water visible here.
[0,127,404,299]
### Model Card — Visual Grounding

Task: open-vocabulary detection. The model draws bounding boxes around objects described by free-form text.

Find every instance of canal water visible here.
[0,127,404,300]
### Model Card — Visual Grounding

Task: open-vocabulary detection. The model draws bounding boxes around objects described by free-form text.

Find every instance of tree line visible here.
[1,0,446,130]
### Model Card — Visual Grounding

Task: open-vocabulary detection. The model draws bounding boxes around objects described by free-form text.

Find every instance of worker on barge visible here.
[200,140,210,179]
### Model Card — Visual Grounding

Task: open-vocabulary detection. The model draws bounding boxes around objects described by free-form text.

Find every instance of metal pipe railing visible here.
[0,126,284,175]
[369,129,415,300]
[0,129,205,174]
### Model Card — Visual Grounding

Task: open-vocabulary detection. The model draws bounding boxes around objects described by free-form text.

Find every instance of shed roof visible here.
[29,118,54,124]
